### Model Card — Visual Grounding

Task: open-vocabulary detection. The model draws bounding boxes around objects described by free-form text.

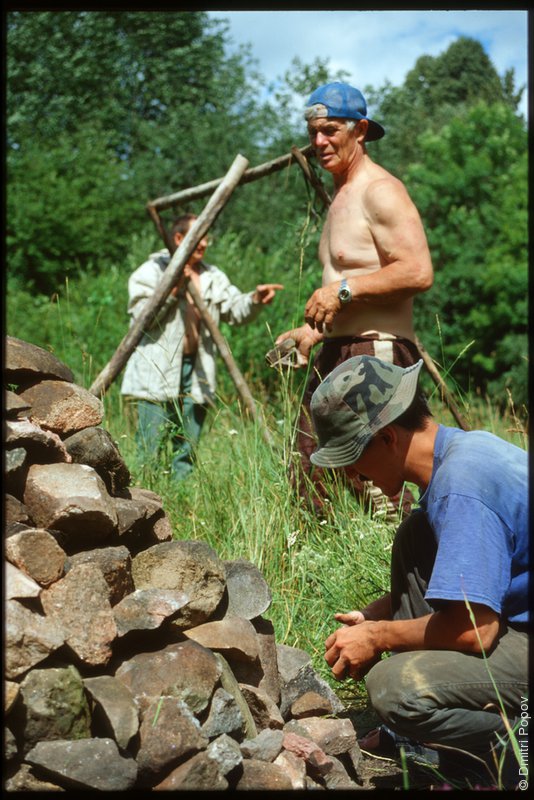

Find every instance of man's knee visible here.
[365,652,436,730]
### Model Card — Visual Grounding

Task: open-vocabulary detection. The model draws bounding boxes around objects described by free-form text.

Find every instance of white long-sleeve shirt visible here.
[120,250,261,404]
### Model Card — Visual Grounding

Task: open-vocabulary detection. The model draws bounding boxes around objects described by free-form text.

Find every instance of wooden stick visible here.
[147,144,314,211]
[414,337,470,430]
[89,154,249,398]
[291,148,470,432]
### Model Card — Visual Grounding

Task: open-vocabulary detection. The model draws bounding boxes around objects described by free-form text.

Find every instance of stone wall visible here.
[4,336,363,791]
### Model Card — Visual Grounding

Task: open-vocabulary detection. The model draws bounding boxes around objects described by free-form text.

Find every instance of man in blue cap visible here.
[276,82,434,515]
[310,354,529,788]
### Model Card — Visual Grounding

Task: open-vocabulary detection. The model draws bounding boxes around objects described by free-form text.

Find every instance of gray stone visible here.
[5,389,32,418]
[63,426,130,495]
[19,379,104,436]
[113,588,190,636]
[277,642,312,683]
[5,599,64,679]
[83,675,139,749]
[5,562,41,600]
[153,751,228,791]
[40,563,117,666]
[137,697,208,783]
[25,738,137,791]
[5,724,18,762]
[214,653,258,741]
[66,545,134,606]
[224,558,272,619]
[115,639,221,717]
[278,651,345,719]
[5,336,74,384]
[322,753,362,789]
[235,758,294,790]
[5,528,66,587]
[201,687,245,739]
[240,728,284,761]
[4,493,34,526]
[11,665,91,756]
[206,733,243,775]
[132,540,226,628]
[5,446,28,496]
[252,616,281,704]
[239,683,285,731]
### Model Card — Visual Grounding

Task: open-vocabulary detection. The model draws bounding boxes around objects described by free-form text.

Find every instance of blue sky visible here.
[207,9,529,120]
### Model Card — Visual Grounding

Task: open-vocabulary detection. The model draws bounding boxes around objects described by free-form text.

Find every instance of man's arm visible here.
[325,601,500,681]
[275,323,324,364]
[305,180,434,332]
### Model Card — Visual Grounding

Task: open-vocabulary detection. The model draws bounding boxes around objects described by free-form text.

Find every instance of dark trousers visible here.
[365,511,529,756]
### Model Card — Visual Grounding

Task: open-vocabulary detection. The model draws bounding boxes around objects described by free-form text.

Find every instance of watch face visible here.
[339,287,351,303]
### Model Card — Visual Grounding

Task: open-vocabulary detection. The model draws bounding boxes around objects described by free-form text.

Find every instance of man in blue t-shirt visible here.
[309,354,529,788]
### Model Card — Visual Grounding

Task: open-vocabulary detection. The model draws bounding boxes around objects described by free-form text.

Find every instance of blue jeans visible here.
[365,512,529,757]
[136,355,207,479]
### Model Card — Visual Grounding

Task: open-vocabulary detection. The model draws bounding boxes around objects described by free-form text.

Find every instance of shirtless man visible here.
[276,82,433,510]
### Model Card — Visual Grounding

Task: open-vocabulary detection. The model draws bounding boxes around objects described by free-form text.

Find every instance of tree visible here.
[406,102,528,406]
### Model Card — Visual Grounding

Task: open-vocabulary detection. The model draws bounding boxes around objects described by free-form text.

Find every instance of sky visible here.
[206,9,529,120]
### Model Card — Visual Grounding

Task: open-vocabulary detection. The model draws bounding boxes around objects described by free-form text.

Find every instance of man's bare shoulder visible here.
[361,172,415,222]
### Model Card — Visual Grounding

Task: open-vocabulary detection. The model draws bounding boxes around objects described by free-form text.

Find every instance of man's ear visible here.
[173,231,184,248]
[356,119,369,142]
[378,425,397,447]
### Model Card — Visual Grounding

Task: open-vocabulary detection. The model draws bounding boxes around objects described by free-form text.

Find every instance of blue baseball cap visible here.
[305,82,385,142]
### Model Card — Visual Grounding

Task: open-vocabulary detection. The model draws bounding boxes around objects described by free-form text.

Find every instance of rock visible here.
[5,562,41,600]
[63,426,130,495]
[5,336,74,385]
[132,540,226,628]
[5,763,65,792]
[19,379,104,436]
[10,665,91,756]
[83,675,139,749]
[136,697,208,784]
[235,758,294,790]
[252,616,281,704]
[201,687,245,740]
[115,640,221,717]
[321,753,362,789]
[23,462,118,544]
[4,493,34,526]
[5,599,64,679]
[240,728,284,761]
[282,731,334,777]
[40,563,117,666]
[273,749,307,789]
[185,616,259,663]
[4,680,20,714]
[239,683,285,731]
[25,738,138,791]
[206,733,243,775]
[5,446,29,496]
[214,653,258,741]
[113,588,190,636]
[5,419,72,465]
[277,644,345,719]
[290,690,334,719]
[223,558,272,619]
[153,751,228,791]
[5,528,66,587]
[66,545,134,606]
[5,389,32,418]
[284,716,357,757]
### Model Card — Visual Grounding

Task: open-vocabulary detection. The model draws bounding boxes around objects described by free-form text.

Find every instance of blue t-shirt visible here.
[418,425,529,624]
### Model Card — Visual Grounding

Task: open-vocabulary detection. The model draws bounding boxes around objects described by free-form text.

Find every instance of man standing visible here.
[121,213,283,478]
[310,354,528,788]
[276,82,433,512]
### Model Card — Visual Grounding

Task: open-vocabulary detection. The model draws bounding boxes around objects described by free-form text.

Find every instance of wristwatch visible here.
[338,278,353,305]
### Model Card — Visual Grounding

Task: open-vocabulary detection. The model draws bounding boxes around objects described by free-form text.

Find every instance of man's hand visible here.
[253,283,284,305]
[304,283,344,333]
[325,620,382,681]
[275,324,323,366]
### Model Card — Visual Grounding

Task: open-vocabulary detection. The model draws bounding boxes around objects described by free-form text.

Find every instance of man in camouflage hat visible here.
[311,354,529,788]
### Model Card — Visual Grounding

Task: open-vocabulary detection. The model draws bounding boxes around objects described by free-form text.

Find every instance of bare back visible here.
[320,156,421,340]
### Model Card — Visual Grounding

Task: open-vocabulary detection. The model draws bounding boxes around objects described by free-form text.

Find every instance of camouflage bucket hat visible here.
[310,355,424,468]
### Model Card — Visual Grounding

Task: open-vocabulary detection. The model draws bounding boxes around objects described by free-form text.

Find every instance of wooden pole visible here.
[89,154,249,398]
[156,213,273,445]
[291,148,470,431]
[147,144,314,212]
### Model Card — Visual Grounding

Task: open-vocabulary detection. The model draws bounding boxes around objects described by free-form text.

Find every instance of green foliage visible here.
[406,102,528,407]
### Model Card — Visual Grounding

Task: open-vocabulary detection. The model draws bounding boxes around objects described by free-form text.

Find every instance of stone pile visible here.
[4,336,364,791]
